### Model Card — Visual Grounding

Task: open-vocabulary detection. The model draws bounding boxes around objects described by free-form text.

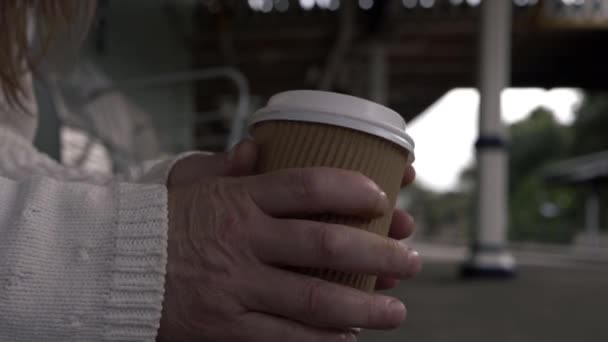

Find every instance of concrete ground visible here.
[359,262,608,342]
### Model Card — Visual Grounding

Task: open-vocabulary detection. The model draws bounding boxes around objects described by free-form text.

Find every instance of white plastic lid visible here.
[248,90,415,162]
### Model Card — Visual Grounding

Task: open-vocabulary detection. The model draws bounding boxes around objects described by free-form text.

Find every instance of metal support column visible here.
[462,0,516,278]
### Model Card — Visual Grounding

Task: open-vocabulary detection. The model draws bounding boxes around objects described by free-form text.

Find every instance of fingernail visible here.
[339,333,356,342]
[406,249,422,277]
[348,327,362,335]
[378,190,389,213]
[365,177,382,193]
[226,142,240,163]
[406,212,415,225]
[387,299,407,323]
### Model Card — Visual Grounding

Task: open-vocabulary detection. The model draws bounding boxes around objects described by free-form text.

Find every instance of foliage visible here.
[570,92,608,155]
[509,108,570,193]
[507,108,581,243]
[423,93,608,244]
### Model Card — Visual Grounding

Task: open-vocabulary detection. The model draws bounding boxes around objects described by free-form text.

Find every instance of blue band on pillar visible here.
[475,135,508,150]
[472,242,507,253]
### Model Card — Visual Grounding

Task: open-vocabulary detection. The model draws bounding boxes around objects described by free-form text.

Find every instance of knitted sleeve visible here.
[0,127,195,341]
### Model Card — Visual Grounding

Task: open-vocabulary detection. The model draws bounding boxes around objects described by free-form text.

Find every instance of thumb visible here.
[224,138,258,177]
[168,139,258,187]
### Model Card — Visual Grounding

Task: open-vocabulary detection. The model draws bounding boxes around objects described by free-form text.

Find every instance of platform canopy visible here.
[192,0,608,129]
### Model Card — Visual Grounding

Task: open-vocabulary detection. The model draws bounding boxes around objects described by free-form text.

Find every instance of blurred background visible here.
[33,0,608,341]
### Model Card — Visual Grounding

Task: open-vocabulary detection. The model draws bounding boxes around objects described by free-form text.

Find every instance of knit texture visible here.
[0,83,179,340]
[0,178,168,341]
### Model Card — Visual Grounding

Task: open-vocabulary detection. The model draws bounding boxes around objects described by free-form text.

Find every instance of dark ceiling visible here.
[190,0,608,150]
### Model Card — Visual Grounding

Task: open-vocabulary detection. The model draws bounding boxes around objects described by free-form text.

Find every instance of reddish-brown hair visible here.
[0,1,95,108]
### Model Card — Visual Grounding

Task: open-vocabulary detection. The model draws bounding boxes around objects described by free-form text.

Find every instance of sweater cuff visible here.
[103,182,169,341]
[139,151,212,185]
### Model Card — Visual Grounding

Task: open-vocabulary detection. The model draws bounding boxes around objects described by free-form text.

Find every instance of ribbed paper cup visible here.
[249,90,415,292]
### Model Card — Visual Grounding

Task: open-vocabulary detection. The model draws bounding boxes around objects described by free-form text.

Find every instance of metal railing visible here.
[87,67,251,150]
[53,67,250,176]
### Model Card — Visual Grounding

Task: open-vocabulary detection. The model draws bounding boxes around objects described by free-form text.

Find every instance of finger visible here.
[240,312,356,342]
[388,209,415,241]
[401,165,416,187]
[402,247,422,278]
[252,219,416,279]
[168,139,258,186]
[246,267,406,330]
[168,152,221,186]
[375,277,400,291]
[225,138,258,177]
[245,167,388,218]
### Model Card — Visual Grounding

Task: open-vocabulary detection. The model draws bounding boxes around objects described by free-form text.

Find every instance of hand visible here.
[168,141,420,285]
[158,167,419,342]
[169,143,420,291]
[375,165,421,290]
[167,140,259,186]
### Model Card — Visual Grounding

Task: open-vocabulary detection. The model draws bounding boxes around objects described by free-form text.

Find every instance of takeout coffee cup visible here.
[248,90,415,292]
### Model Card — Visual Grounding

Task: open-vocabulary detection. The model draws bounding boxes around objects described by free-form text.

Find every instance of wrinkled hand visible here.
[167,140,259,186]
[158,140,420,342]
[168,141,419,279]
[375,165,419,290]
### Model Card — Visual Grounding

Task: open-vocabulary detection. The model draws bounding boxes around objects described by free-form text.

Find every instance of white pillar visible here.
[462,0,515,277]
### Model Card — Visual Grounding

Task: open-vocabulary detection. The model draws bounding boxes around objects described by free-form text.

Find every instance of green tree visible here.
[507,108,578,242]
[570,92,608,155]
[403,182,470,241]
[566,92,608,230]
[509,107,571,193]
[509,108,581,242]
[457,108,581,243]
[423,92,608,244]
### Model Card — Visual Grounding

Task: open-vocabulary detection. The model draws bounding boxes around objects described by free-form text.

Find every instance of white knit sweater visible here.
[0,72,179,341]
